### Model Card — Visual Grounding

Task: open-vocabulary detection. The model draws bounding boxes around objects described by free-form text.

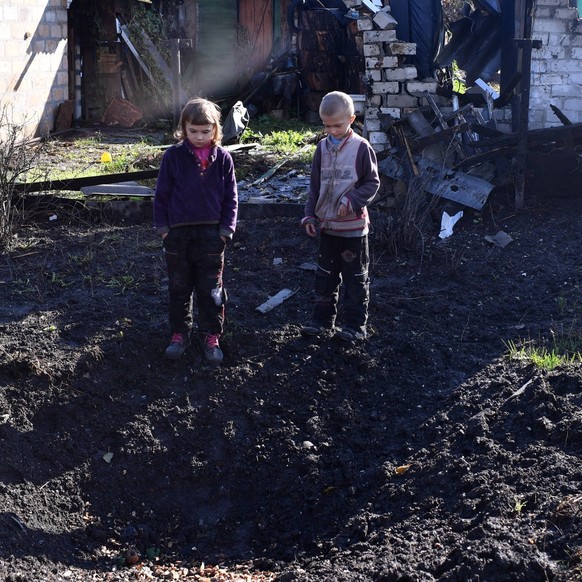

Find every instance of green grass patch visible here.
[241,115,317,162]
[504,330,582,370]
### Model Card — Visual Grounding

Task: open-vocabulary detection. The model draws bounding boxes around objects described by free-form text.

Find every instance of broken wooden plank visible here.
[256,289,297,314]
[120,24,155,83]
[14,169,159,194]
[465,121,582,151]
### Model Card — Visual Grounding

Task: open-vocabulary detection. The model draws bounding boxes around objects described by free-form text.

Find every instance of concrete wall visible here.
[0,0,69,140]
[530,0,582,128]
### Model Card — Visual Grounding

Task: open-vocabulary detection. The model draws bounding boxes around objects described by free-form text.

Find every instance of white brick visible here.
[534,18,568,33]
[371,81,399,93]
[366,69,382,81]
[365,119,381,131]
[368,131,389,144]
[384,66,417,81]
[555,7,578,19]
[550,83,582,97]
[406,80,438,94]
[363,30,397,43]
[365,106,401,119]
[536,0,571,5]
[366,56,399,69]
[386,42,417,56]
[533,6,552,17]
[363,43,381,56]
[373,9,397,30]
[357,17,374,31]
[383,94,419,108]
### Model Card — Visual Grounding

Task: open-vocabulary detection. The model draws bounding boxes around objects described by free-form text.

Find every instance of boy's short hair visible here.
[176,98,223,145]
[319,91,355,118]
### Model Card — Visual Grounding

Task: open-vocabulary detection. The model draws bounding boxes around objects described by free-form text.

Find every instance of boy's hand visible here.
[304,222,317,238]
[337,203,349,217]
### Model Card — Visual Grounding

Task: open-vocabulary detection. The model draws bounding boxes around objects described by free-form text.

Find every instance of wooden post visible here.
[514,38,542,210]
[163,38,191,126]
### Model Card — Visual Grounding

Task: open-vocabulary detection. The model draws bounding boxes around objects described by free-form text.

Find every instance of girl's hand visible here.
[161,232,168,240]
[305,222,317,238]
[337,203,348,217]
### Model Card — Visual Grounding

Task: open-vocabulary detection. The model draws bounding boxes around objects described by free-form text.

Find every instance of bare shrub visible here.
[0,106,44,249]
[374,176,440,261]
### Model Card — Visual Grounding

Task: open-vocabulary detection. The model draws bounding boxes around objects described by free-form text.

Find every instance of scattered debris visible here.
[256,288,297,314]
[485,231,513,247]
[439,210,463,239]
[101,96,143,128]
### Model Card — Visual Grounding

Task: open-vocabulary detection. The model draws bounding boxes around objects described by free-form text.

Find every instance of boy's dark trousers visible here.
[163,225,226,336]
[311,231,369,334]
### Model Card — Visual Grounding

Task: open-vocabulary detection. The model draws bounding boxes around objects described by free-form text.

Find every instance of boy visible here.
[301,91,380,342]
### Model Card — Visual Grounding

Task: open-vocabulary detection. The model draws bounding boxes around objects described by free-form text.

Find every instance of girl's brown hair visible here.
[175,98,223,145]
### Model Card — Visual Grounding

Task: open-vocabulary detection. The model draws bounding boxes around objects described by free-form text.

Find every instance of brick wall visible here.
[346,0,582,149]
[530,0,582,128]
[0,0,69,140]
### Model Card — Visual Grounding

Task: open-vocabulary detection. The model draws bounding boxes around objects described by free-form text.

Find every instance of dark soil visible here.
[1,131,582,581]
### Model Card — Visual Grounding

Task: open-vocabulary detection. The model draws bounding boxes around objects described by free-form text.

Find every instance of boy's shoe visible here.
[336,328,367,342]
[165,332,189,360]
[201,333,223,365]
[301,324,334,338]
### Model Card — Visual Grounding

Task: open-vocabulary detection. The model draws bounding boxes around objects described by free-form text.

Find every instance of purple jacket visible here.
[153,141,238,238]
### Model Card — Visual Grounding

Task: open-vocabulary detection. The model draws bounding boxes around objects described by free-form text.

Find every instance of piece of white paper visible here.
[439,210,463,239]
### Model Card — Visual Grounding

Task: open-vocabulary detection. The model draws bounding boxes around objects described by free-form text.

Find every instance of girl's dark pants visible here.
[311,231,369,334]
[163,225,226,336]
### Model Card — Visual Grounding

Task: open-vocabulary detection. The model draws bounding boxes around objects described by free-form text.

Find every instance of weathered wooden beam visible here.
[13,169,159,194]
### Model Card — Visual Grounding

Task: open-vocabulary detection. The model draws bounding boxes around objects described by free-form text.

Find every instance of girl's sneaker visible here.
[165,332,189,360]
[201,333,223,365]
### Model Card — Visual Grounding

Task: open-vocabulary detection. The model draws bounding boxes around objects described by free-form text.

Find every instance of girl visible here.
[154,98,238,365]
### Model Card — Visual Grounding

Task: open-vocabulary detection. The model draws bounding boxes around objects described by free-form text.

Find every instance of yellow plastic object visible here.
[100,152,112,163]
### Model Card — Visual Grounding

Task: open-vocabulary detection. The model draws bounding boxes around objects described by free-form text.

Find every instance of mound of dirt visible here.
[1,161,582,581]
